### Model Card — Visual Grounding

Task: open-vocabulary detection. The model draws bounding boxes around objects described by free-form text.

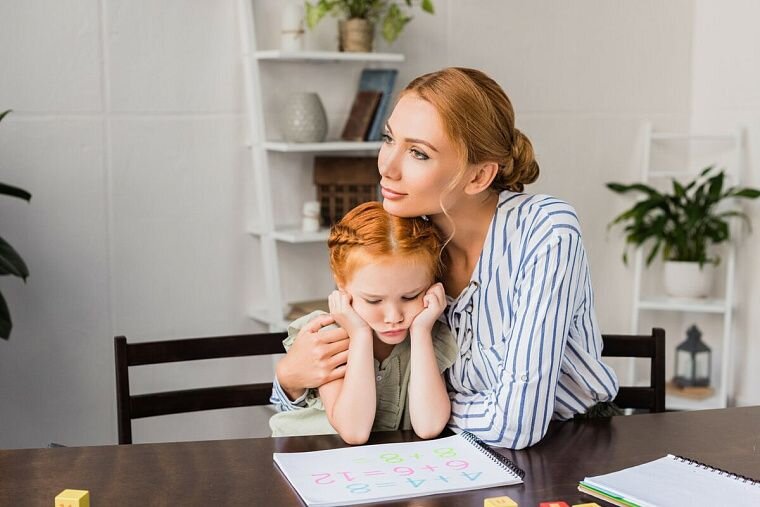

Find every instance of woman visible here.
[271,67,618,449]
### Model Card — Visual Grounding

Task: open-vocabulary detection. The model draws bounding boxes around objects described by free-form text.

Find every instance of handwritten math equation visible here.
[310,447,484,495]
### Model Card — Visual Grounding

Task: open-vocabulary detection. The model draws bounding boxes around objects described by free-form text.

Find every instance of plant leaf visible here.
[421,0,435,14]
[731,188,760,199]
[0,236,29,279]
[0,110,11,124]
[0,291,10,339]
[0,183,32,201]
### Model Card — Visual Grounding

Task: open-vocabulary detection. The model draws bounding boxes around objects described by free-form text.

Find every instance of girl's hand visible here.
[410,283,446,335]
[328,290,372,339]
[276,313,349,400]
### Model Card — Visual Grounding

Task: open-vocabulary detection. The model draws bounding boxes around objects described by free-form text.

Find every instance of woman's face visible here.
[343,257,431,347]
[378,93,464,218]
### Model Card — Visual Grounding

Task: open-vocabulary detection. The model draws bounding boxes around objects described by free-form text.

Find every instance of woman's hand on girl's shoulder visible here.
[410,283,446,335]
[328,290,372,339]
[277,313,349,395]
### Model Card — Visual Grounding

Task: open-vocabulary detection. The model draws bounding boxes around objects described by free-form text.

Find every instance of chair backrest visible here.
[114,332,287,444]
[602,327,666,413]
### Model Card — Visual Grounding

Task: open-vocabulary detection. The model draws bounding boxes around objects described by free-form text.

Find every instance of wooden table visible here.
[2,407,759,506]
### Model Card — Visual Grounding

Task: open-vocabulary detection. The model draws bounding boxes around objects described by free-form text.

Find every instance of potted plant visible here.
[607,165,760,298]
[305,0,434,52]
[0,110,32,339]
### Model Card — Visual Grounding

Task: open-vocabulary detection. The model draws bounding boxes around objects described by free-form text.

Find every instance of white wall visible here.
[691,0,760,406]
[1,0,754,449]
[0,0,273,449]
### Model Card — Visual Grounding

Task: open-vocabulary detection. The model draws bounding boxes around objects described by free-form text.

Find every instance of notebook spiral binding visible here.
[673,455,760,486]
[460,431,525,479]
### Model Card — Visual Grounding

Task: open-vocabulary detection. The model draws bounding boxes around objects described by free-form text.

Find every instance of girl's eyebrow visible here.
[359,286,426,299]
[385,123,439,153]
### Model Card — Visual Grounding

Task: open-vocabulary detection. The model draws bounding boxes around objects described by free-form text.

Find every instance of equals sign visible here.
[364,471,384,476]
[375,482,396,487]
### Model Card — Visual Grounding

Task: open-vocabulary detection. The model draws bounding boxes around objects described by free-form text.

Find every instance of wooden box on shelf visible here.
[314,156,380,227]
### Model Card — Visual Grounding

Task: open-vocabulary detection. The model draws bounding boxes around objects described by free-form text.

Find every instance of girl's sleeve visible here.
[449,228,587,449]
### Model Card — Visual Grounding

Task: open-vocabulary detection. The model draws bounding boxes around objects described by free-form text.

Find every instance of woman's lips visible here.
[381,186,405,200]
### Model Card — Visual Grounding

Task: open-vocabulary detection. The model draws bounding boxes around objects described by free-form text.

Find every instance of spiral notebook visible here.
[273,431,524,506]
[579,454,760,507]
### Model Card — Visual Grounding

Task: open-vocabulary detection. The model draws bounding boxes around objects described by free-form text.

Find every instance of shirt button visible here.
[521,375,528,382]
[376,375,382,382]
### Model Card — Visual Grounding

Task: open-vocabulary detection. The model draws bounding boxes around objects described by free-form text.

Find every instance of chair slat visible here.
[130,383,275,419]
[126,333,287,366]
[602,328,666,413]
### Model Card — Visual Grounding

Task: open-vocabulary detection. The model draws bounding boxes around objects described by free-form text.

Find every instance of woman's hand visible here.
[275,313,349,401]
[410,282,446,335]
[328,290,372,339]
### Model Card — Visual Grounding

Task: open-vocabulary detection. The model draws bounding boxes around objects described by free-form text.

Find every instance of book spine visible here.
[673,455,760,486]
[460,431,525,479]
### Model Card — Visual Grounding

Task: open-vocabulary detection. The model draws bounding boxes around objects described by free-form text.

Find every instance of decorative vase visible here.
[339,18,374,52]
[663,261,715,298]
[280,0,305,52]
[281,92,328,143]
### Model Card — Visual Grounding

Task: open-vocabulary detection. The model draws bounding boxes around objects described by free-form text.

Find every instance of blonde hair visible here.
[328,202,442,286]
[401,67,539,193]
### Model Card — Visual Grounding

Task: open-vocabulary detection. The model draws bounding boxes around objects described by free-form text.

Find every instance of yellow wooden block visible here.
[55,489,89,507]
[484,496,518,507]
[572,503,601,507]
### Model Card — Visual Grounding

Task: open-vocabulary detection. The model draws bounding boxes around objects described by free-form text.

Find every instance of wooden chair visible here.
[602,327,666,413]
[114,332,287,444]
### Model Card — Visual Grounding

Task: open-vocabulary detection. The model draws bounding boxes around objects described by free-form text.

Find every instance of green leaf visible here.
[0,183,31,201]
[0,291,10,339]
[732,188,760,199]
[305,0,335,29]
[381,3,411,42]
[0,236,29,279]
[421,0,435,14]
[0,110,11,124]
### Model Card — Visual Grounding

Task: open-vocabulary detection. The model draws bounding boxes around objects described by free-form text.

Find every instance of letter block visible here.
[55,489,89,507]
[484,496,518,507]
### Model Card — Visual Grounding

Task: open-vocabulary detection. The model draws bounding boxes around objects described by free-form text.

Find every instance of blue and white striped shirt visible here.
[444,191,618,449]
[271,191,618,449]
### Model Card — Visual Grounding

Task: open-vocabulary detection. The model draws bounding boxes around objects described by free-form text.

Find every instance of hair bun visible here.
[509,129,539,192]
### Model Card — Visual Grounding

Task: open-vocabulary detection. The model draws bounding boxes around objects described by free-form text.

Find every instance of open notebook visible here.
[273,431,524,507]
[579,454,760,507]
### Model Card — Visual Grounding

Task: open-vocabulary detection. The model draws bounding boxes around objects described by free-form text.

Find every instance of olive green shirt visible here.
[269,310,458,437]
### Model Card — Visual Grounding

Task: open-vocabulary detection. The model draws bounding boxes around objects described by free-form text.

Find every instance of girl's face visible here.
[343,257,432,347]
[378,93,465,218]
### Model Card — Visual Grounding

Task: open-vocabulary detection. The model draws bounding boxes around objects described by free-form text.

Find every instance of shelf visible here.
[666,392,725,411]
[273,227,329,243]
[249,309,289,331]
[264,141,383,153]
[249,226,330,244]
[254,50,405,63]
[650,133,735,141]
[636,297,729,313]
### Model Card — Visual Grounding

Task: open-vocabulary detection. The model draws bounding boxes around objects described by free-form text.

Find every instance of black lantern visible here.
[673,324,711,388]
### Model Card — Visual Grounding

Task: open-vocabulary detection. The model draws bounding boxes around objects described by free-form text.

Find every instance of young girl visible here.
[269,201,458,444]
[273,67,619,449]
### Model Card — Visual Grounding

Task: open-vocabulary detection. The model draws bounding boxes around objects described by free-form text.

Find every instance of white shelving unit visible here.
[629,122,744,411]
[238,0,403,330]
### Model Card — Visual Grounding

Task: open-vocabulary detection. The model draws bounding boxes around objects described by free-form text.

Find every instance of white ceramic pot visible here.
[663,261,715,298]
[281,92,328,143]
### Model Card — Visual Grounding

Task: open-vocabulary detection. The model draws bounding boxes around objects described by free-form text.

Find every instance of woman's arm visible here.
[272,314,349,406]
[407,283,450,439]
[448,208,617,449]
[318,291,376,444]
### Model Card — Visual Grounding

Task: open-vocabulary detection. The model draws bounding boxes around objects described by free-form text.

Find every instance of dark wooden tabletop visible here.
[2,406,759,506]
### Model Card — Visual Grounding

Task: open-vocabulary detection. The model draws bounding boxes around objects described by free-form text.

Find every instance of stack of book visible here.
[341,68,398,142]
